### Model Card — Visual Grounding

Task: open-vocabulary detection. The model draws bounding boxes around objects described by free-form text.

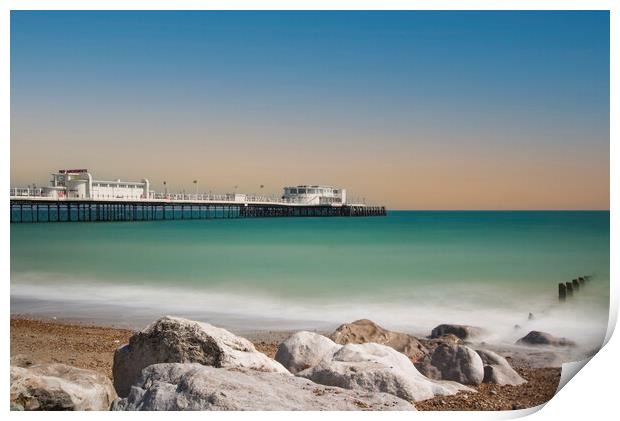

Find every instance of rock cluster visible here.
[112,363,415,411]
[113,315,288,397]
[276,329,473,402]
[295,340,470,402]
[415,325,526,387]
[12,316,558,411]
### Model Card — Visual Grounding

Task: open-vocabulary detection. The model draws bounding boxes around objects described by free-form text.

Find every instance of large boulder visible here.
[10,363,116,411]
[111,363,415,411]
[330,319,427,362]
[113,316,289,397]
[476,349,526,386]
[430,324,482,341]
[516,331,576,347]
[275,331,341,374]
[428,343,484,385]
[298,342,470,402]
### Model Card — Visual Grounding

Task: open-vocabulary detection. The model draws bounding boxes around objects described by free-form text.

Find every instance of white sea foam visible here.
[10,277,609,355]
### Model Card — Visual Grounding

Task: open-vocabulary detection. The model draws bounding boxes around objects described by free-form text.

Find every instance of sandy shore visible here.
[10,315,561,411]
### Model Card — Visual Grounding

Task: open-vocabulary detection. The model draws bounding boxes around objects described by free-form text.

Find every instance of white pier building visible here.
[43,169,151,200]
[282,185,346,205]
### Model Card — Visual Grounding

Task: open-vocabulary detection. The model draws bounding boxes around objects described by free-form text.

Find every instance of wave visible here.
[10,278,609,353]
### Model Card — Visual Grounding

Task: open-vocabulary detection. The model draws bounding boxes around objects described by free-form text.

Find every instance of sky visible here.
[10,11,609,210]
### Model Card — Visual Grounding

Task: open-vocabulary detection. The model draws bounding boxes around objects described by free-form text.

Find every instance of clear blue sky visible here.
[11,11,609,209]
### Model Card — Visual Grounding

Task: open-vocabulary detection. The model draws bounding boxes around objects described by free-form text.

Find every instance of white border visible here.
[2,2,616,421]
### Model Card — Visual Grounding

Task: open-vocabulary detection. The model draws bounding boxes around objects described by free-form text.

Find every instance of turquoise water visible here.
[11,211,610,347]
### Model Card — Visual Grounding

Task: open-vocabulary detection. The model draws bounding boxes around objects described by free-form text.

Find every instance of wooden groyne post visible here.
[559,275,591,301]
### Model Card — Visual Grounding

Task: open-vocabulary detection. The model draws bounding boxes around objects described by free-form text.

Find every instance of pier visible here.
[10,169,386,223]
[9,199,386,223]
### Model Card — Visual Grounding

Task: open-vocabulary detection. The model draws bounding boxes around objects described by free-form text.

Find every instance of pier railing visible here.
[149,192,309,204]
[10,188,44,197]
[10,188,345,206]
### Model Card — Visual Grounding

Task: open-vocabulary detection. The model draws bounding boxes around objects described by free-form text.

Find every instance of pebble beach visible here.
[11,315,565,411]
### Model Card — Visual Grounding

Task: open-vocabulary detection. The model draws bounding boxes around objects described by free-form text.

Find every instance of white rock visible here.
[476,349,526,386]
[11,363,116,411]
[111,363,415,410]
[113,316,289,397]
[298,343,470,402]
[275,331,341,373]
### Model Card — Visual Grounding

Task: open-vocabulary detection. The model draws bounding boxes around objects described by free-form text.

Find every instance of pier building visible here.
[42,169,151,200]
[10,169,386,223]
[282,185,346,205]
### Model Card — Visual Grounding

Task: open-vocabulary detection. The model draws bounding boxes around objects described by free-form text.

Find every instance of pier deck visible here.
[9,197,386,223]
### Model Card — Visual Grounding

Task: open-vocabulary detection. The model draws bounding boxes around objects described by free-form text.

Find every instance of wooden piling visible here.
[559,283,567,301]
[572,279,580,291]
[565,282,573,297]
[10,199,387,223]
[578,277,585,286]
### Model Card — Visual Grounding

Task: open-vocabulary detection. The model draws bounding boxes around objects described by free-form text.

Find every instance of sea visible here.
[10,211,610,351]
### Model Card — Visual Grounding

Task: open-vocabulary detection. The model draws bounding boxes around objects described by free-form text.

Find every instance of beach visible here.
[11,315,563,411]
